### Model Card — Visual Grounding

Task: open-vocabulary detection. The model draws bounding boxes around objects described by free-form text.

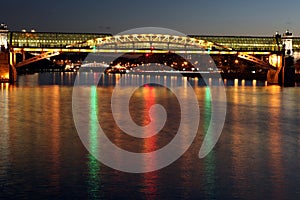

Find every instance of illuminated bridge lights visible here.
[7,31,300,52]
[12,47,267,55]
[8,32,290,70]
[72,34,223,51]
[9,32,111,48]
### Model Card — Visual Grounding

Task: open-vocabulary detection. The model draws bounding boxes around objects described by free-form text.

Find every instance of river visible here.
[1,72,300,199]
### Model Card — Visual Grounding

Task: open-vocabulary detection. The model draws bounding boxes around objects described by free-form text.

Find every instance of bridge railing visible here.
[9,32,111,48]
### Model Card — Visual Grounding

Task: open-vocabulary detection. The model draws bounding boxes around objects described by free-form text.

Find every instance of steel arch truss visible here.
[78,33,273,69]
[70,34,232,52]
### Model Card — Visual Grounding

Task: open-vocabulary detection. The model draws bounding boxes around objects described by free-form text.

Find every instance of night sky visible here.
[1,0,300,36]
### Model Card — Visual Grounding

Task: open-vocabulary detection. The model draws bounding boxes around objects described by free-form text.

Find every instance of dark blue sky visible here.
[1,0,300,36]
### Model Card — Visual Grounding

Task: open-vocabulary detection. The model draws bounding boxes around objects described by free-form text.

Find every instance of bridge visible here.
[0,26,298,84]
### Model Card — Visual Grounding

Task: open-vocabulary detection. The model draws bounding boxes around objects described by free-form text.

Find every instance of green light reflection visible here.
[88,86,101,199]
[203,86,217,199]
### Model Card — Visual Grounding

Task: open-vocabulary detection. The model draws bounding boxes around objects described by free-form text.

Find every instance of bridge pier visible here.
[9,65,17,83]
[0,51,17,83]
[9,52,17,83]
[0,51,10,82]
[279,55,295,87]
[0,24,11,83]
[267,54,283,85]
[267,53,295,86]
[267,67,282,85]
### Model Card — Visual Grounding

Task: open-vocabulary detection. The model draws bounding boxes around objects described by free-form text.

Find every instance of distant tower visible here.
[282,29,293,56]
[0,23,8,50]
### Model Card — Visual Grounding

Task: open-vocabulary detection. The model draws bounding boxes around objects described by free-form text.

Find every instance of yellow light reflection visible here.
[234,79,239,87]
[266,86,284,199]
[253,80,257,87]
[49,86,61,192]
[0,81,9,180]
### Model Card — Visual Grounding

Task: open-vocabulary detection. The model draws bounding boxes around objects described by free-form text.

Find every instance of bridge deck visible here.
[9,32,111,48]
[7,31,300,52]
[190,35,300,52]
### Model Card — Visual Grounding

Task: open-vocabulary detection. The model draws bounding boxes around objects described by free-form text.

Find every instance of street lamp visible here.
[275,31,281,52]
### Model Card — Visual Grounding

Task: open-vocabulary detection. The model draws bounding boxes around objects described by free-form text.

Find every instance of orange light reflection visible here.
[141,85,159,199]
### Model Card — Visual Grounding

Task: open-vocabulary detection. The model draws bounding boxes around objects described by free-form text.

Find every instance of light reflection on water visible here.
[0,83,9,194]
[48,86,61,195]
[88,86,102,199]
[1,72,300,199]
[140,86,159,199]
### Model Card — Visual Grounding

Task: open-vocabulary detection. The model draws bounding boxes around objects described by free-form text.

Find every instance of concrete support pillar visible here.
[267,54,283,85]
[267,68,282,84]
[279,55,295,87]
[9,52,17,83]
[0,52,10,82]
[267,53,295,86]
[9,65,17,83]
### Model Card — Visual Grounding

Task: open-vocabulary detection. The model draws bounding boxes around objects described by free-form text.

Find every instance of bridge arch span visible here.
[71,33,232,52]
[70,33,274,71]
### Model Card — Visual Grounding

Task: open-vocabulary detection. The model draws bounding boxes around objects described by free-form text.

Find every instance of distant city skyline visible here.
[1,0,300,36]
